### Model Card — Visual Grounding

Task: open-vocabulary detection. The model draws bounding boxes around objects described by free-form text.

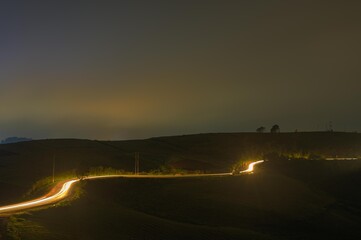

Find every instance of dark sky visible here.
[1,1,361,140]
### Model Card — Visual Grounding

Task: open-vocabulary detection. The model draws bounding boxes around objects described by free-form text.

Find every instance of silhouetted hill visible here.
[1,137,32,144]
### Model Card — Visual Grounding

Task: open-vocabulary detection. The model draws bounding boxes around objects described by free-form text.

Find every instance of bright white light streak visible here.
[0,179,79,214]
[239,160,264,174]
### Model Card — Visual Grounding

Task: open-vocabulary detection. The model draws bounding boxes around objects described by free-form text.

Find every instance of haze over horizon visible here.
[1,1,361,140]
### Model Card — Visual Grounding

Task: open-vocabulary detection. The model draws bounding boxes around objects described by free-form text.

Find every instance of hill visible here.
[1,137,32,145]
[3,160,361,240]
[1,132,361,239]
[0,132,361,204]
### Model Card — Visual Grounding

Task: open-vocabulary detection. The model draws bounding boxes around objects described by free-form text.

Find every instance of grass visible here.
[4,216,51,240]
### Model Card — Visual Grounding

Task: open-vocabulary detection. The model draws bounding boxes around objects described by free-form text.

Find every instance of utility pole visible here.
[135,152,139,175]
[52,155,55,183]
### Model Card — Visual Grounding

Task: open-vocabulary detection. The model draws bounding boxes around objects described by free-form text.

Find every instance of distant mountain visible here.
[1,137,32,144]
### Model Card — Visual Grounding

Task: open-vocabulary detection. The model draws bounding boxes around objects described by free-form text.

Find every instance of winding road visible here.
[0,160,264,215]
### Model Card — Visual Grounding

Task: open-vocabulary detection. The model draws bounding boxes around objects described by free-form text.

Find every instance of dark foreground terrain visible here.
[1,160,361,240]
[1,132,361,239]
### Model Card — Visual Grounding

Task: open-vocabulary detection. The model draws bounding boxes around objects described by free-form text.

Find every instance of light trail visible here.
[239,160,264,174]
[0,179,79,214]
[85,172,233,180]
[0,160,264,215]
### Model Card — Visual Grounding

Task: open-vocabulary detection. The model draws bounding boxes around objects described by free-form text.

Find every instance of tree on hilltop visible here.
[256,126,266,133]
[270,124,280,133]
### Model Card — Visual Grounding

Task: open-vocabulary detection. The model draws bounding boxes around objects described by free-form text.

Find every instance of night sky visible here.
[1,1,361,140]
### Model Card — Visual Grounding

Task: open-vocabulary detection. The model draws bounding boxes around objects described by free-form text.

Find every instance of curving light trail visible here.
[0,179,79,214]
[239,160,264,174]
[0,160,264,215]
